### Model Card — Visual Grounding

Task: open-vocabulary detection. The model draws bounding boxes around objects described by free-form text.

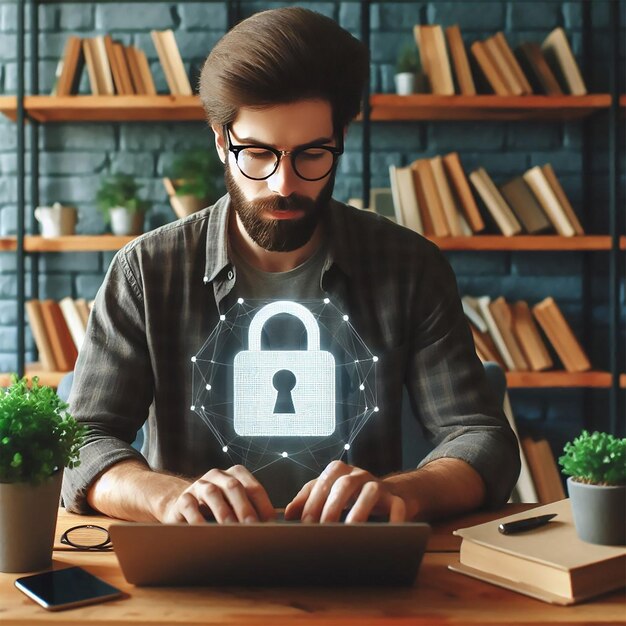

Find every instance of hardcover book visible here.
[499,176,553,234]
[442,152,485,233]
[541,27,587,95]
[450,498,626,605]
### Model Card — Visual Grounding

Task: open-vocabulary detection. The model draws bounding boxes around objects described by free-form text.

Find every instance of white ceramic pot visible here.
[109,207,145,236]
[0,471,63,572]
[394,72,415,95]
[34,202,78,237]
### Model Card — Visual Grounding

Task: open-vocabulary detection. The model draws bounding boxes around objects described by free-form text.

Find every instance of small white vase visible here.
[109,207,145,236]
[0,471,63,572]
[34,202,78,237]
[394,72,415,95]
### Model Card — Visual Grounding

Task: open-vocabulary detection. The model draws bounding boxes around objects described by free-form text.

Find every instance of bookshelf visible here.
[6,1,624,435]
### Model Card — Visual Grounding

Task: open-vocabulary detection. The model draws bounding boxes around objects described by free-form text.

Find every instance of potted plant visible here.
[559,430,626,546]
[96,174,151,236]
[394,45,420,95]
[0,376,86,572]
[163,149,223,219]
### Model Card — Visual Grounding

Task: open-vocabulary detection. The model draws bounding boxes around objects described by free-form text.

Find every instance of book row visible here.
[388,154,584,238]
[25,298,94,373]
[462,295,591,373]
[414,25,586,96]
[52,30,192,97]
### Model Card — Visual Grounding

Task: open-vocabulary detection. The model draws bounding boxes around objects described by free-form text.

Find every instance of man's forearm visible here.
[87,460,191,522]
[383,457,486,522]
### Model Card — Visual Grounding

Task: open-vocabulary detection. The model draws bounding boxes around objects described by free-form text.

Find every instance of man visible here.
[62,8,520,525]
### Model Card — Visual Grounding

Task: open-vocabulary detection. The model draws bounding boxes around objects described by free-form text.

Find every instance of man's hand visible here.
[283,460,407,523]
[162,465,275,524]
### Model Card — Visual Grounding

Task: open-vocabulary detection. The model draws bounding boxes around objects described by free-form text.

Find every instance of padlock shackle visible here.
[247,301,321,352]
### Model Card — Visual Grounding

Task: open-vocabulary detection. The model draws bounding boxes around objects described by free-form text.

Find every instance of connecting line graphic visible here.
[190,298,379,477]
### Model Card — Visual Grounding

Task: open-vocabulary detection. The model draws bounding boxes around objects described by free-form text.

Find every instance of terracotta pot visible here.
[0,471,62,572]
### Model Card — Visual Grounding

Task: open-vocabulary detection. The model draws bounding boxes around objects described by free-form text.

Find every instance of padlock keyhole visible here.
[272,369,296,414]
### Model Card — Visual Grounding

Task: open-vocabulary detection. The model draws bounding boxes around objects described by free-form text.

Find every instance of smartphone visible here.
[14,566,123,611]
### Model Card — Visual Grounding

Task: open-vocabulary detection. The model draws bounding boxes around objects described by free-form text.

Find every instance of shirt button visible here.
[227,270,234,280]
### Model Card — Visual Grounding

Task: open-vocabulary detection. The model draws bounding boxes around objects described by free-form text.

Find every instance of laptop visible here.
[109,519,430,587]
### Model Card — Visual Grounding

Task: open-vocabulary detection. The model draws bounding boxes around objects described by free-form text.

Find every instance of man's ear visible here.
[211,124,226,163]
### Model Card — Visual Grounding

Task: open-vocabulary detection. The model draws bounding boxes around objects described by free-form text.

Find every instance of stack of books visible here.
[451,499,626,604]
[389,155,583,238]
[25,298,93,372]
[462,295,591,373]
[413,25,586,96]
[52,30,191,96]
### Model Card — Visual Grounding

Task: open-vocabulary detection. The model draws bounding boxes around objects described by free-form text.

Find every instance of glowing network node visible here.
[323,298,330,304]
[281,451,289,458]
[237,298,244,304]
[374,406,379,412]
[190,405,195,411]
[191,356,196,362]
[205,384,212,390]
[220,315,226,321]
[344,443,350,450]
[343,315,349,321]
[372,356,379,362]
[359,384,365,391]
[222,446,228,453]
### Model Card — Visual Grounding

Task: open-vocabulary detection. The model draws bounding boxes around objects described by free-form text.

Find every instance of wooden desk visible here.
[2,507,625,625]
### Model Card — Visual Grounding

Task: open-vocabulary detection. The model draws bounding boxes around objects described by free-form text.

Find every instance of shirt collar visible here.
[203,194,354,284]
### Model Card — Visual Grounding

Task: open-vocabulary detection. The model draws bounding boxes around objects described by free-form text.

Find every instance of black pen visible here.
[498,513,557,535]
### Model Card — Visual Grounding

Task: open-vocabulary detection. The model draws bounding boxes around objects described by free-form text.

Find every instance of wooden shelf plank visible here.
[431,236,612,251]
[1,235,618,253]
[0,95,17,121]
[506,371,612,388]
[1,94,613,123]
[24,235,136,252]
[1,370,615,391]
[0,366,66,389]
[0,238,17,251]
[370,94,612,121]
[22,95,205,123]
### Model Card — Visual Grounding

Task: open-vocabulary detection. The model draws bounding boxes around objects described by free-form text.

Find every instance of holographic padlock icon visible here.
[233,301,335,437]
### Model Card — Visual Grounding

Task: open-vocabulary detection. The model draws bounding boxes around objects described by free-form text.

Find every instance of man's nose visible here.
[267,154,300,196]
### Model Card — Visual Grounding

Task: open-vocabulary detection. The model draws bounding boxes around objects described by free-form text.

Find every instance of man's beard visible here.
[225,162,335,252]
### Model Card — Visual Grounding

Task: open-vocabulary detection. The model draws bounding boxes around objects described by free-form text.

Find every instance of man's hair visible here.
[198,7,369,132]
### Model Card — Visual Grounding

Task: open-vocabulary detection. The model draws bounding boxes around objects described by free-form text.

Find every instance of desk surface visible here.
[2,506,625,626]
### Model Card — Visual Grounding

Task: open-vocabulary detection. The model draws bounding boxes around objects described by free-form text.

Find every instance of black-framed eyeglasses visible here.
[223,124,343,182]
[60,525,112,551]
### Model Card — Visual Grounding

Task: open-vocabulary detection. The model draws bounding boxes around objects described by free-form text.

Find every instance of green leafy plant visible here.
[96,174,151,222]
[0,376,86,485]
[169,149,223,200]
[396,44,420,74]
[559,430,626,486]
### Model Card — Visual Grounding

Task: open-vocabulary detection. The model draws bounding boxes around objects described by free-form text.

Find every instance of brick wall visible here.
[0,1,624,447]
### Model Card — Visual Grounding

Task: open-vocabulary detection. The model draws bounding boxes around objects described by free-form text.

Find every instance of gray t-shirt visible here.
[229,243,327,506]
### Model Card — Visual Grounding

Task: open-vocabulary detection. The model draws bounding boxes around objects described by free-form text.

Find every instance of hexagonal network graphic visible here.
[190,298,378,477]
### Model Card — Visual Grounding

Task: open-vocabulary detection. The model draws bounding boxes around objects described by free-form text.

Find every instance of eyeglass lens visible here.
[62,525,111,549]
[236,147,335,181]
